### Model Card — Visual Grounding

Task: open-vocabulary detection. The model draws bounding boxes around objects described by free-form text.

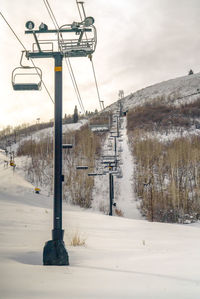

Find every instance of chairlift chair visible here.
[12,51,42,91]
[118,146,123,153]
[58,21,97,57]
[117,169,123,179]
[10,160,16,167]
[12,67,42,91]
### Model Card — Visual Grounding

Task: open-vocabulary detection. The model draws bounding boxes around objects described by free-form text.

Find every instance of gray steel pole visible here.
[111,174,114,203]
[52,53,63,241]
[114,136,117,157]
[43,53,69,265]
[109,173,113,216]
[117,116,119,137]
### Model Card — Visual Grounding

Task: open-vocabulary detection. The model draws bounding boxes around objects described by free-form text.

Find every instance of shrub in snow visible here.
[127,102,200,223]
[16,124,107,209]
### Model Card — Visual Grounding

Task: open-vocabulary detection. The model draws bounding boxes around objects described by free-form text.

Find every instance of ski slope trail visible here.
[116,117,141,219]
[91,116,141,219]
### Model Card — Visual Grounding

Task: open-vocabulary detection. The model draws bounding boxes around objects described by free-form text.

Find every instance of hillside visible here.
[121,74,200,224]
[105,72,200,112]
[1,72,200,223]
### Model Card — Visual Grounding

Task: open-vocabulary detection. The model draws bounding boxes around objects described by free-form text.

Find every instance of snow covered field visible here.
[1,149,200,298]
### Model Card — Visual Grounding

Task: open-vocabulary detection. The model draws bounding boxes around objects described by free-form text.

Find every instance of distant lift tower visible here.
[12,17,97,265]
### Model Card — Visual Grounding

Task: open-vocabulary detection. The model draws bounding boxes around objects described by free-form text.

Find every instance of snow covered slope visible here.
[0,152,200,298]
[0,152,33,195]
[9,119,88,154]
[105,72,200,112]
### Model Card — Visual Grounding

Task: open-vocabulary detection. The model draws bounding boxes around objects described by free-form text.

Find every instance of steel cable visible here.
[43,0,86,114]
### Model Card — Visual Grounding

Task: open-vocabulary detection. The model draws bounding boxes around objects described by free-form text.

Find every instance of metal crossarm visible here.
[24,19,96,58]
[25,28,92,34]
[76,166,89,170]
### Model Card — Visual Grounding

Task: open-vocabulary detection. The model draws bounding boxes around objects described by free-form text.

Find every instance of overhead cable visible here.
[0,11,26,51]
[43,0,86,114]
[43,0,58,30]
[90,57,104,110]
[75,1,103,111]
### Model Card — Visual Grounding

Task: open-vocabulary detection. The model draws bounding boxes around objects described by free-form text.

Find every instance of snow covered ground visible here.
[113,117,141,219]
[1,125,200,298]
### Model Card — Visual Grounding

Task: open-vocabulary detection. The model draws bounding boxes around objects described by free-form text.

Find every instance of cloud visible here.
[1,0,200,128]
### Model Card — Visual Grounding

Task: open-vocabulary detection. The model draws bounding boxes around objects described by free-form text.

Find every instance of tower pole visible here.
[43,53,69,265]
[109,173,113,216]
[52,53,64,241]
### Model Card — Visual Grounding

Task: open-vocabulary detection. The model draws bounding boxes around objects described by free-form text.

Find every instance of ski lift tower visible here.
[13,17,97,265]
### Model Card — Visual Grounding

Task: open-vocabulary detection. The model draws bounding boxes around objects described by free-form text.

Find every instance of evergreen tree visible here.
[188,69,194,75]
[73,105,79,123]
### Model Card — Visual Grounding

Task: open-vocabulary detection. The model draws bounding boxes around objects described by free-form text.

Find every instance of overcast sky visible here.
[0,0,200,129]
